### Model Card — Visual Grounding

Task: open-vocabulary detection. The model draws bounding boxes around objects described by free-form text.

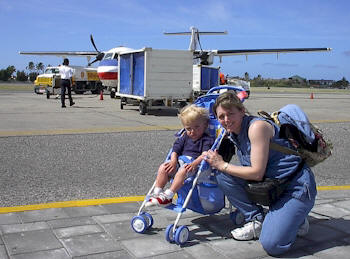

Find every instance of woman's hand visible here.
[203,149,224,170]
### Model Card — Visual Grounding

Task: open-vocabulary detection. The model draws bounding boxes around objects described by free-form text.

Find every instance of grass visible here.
[0,82,34,91]
[1,82,348,94]
[251,87,349,94]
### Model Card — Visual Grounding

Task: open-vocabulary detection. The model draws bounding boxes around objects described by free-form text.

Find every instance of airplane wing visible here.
[19,51,98,57]
[19,51,101,65]
[207,47,332,56]
[194,47,332,65]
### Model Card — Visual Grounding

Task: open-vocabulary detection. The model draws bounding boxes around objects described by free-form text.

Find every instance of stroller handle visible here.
[198,128,227,172]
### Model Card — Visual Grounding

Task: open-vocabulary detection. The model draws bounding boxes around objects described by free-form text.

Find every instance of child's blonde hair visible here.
[178,105,209,126]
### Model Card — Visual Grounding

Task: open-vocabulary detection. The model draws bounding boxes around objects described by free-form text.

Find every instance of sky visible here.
[0,0,349,80]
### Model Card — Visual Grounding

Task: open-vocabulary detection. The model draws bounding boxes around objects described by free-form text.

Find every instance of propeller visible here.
[88,34,104,66]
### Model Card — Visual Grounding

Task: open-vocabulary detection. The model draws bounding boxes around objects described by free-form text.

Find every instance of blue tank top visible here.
[229,115,317,201]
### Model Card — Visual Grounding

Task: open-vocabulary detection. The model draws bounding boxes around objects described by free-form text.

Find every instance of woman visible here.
[203,92,316,256]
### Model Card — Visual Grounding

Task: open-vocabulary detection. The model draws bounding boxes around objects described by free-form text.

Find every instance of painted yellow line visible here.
[1,119,349,137]
[1,185,350,214]
[311,119,350,124]
[0,196,145,214]
[0,125,182,137]
[317,185,350,191]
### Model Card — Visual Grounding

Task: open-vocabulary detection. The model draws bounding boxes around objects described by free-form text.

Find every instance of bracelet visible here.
[222,162,229,171]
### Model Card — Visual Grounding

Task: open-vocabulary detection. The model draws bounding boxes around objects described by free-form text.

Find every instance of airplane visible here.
[20,26,331,93]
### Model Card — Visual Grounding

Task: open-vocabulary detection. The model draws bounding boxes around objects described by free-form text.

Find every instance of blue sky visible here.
[1,0,349,80]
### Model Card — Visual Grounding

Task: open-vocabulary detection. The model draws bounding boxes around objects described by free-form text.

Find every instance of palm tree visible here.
[36,62,45,73]
[26,62,35,73]
[244,72,250,81]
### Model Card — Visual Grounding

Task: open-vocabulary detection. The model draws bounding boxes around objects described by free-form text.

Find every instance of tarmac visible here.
[1,189,350,259]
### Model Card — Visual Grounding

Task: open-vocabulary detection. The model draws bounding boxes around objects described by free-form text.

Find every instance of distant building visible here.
[308,79,335,87]
[289,75,306,83]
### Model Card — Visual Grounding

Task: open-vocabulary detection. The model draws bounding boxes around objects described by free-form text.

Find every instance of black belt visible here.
[62,79,70,81]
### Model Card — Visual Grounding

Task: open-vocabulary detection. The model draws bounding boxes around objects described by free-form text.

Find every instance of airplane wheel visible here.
[165,224,175,243]
[175,225,189,245]
[131,215,147,233]
[230,210,244,225]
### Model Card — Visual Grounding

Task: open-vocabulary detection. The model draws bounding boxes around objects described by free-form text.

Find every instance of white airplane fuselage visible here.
[97,47,134,88]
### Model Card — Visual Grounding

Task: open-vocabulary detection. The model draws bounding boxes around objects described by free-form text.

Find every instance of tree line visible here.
[0,62,47,82]
[232,72,349,89]
[1,63,348,89]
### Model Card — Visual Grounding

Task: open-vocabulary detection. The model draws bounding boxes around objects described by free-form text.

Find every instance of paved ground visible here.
[1,189,350,258]
[1,90,350,258]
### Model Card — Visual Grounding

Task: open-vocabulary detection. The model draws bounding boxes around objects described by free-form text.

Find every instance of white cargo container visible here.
[116,48,193,114]
[192,64,220,97]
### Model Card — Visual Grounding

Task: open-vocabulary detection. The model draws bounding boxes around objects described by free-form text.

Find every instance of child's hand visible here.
[184,163,197,173]
[164,161,177,174]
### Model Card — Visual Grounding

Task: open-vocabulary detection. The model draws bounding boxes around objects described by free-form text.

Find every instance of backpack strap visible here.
[270,142,307,160]
[257,110,281,127]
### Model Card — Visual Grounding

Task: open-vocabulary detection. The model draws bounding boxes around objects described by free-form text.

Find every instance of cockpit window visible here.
[104,53,113,60]
[113,54,118,60]
[45,68,59,74]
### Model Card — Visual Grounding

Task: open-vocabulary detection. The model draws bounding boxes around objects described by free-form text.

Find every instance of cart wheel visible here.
[165,224,175,243]
[46,90,50,99]
[230,210,244,225]
[120,97,126,110]
[140,212,153,229]
[175,225,189,245]
[131,215,147,233]
[139,102,147,115]
[179,101,187,108]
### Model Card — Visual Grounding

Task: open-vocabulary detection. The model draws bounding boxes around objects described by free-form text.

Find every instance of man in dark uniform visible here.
[59,58,75,108]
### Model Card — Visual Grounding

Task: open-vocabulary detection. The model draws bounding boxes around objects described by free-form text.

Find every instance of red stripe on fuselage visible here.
[98,72,118,80]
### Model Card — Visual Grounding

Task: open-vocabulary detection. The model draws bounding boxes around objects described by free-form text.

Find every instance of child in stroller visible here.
[145,105,214,207]
[131,86,247,245]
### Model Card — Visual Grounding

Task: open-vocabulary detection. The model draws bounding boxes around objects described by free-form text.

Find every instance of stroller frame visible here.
[131,86,247,245]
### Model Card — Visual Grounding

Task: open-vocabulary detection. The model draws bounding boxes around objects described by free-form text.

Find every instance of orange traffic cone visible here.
[100,90,104,100]
[310,93,314,99]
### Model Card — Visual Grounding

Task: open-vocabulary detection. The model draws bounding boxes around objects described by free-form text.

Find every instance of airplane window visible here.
[104,53,113,60]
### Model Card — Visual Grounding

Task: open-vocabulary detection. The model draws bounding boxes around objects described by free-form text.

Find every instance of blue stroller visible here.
[130,86,248,245]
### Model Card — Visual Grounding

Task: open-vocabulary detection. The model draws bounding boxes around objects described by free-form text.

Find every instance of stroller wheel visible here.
[131,215,147,233]
[230,210,245,225]
[165,224,175,243]
[175,225,189,245]
[141,212,154,229]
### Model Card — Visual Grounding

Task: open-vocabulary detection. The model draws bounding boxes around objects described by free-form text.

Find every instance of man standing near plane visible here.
[59,58,75,108]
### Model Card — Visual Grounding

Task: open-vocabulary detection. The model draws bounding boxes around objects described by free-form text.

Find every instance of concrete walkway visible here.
[1,189,350,258]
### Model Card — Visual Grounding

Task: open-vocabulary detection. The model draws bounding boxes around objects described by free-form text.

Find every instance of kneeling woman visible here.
[203,92,316,256]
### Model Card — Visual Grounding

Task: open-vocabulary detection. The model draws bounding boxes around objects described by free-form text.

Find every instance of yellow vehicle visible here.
[34,66,103,98]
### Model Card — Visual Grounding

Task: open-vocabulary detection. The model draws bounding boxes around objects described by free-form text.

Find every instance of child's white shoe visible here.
[145,193,172,207]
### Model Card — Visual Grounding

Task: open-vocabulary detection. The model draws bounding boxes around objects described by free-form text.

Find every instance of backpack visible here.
[257,104,332,167]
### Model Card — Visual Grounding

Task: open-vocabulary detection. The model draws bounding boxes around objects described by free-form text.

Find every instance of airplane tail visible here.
[164,27,227,51]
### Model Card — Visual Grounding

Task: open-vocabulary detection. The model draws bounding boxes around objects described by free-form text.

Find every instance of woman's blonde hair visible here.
[213,91,249,117]
[178,105,209,126]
